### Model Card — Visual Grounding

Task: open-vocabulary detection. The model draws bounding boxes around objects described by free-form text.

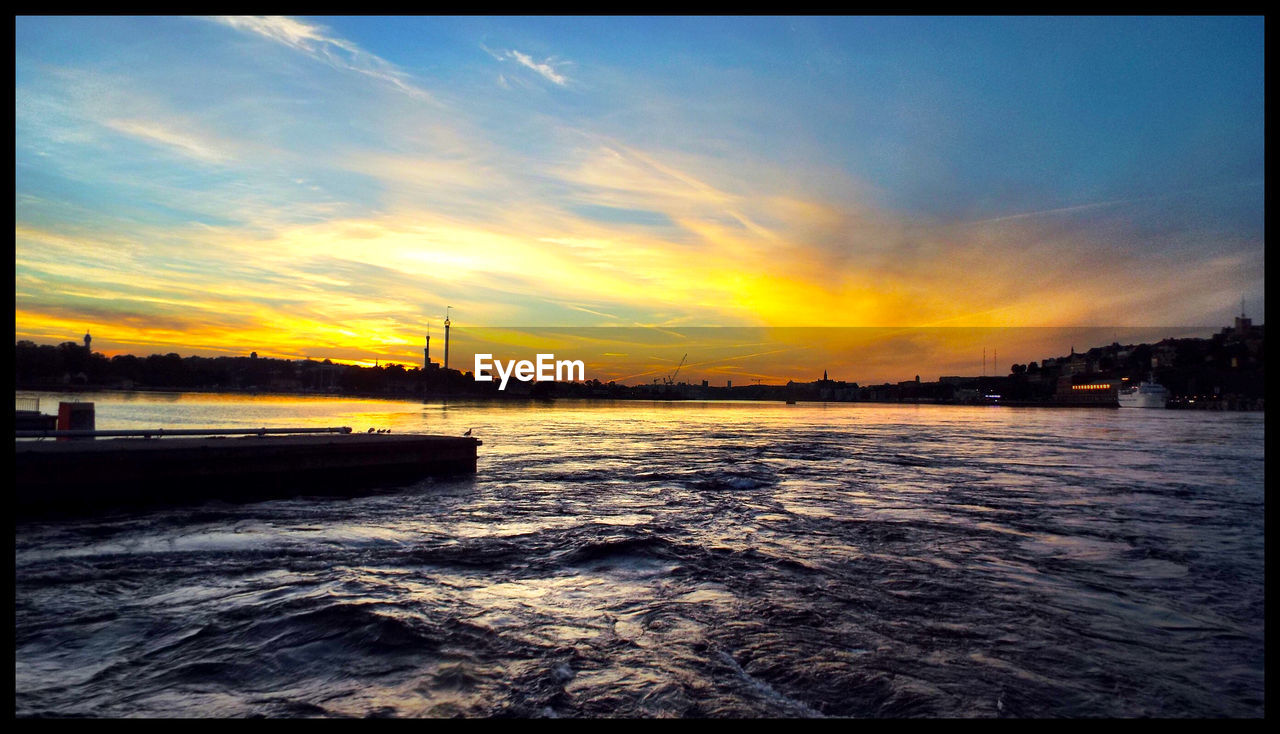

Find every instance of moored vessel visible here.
[1119,379,1169,408]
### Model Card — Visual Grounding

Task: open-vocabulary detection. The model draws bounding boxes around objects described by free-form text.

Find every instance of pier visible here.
[15,431,481,515]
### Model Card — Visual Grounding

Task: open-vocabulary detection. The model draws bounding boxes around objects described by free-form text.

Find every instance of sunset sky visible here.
[15,16,1264,383]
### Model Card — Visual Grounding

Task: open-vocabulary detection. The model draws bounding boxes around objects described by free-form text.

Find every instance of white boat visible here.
[1119,379,1169,408]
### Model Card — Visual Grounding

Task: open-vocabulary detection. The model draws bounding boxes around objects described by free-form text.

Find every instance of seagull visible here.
[463,428,473,437]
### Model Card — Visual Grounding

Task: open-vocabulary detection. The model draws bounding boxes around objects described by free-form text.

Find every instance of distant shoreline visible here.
[14,385,1261,411]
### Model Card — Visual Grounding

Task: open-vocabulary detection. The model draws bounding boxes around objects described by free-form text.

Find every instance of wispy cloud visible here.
[502,48,570,86]
[210,15,433,100]
[14,17,1265,373]
[957,182,1268,228]
[102,118,232,163]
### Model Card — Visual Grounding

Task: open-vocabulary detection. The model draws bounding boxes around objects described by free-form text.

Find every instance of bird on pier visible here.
[463,428,473,437]
[368,427,375,433]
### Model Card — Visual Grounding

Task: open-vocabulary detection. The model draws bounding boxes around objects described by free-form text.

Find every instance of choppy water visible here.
[14,392,1265,717]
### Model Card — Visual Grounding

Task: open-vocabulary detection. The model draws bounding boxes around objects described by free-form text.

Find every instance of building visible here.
[1053,374,1120,405]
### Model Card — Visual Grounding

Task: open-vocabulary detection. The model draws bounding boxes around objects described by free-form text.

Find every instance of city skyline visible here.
[15,17,1265,381]
[17,325,1232,388]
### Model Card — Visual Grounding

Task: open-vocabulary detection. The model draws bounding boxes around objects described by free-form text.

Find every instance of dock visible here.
[15,431,481,515]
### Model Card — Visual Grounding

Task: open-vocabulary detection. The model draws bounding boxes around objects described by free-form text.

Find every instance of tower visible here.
[1235,297,1252,334]
[444,306,452,371]
[83,330,91,351]
[424,326,431,370]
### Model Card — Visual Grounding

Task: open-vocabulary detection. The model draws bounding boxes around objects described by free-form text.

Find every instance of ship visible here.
[1118,378,1169,408]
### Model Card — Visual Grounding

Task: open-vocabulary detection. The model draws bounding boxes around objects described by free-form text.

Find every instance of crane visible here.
[663,353,687,386]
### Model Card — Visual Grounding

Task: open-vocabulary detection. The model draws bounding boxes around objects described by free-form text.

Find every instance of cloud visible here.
[101,118,232,163]
[14,19,1264,373]
[957,181,1267,228]
[504,48,570,86]
[210,15,433,100]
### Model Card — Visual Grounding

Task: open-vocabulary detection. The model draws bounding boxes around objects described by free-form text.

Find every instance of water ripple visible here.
[15,399,1265,717]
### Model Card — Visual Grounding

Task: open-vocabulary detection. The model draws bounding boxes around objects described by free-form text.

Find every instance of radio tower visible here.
[424,324,431,370]
[444,306,452,371]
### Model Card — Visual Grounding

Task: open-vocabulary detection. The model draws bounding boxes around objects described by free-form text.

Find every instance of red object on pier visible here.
[56,402,95,440]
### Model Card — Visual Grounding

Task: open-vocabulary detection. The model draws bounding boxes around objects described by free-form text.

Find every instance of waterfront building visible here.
[1054,374,1120,405]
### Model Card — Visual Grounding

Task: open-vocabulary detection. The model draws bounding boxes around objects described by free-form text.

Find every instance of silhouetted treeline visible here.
[13,341,492,397]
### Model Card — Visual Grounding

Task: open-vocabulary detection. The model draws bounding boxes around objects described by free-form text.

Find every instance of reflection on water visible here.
[14,391,1265,717]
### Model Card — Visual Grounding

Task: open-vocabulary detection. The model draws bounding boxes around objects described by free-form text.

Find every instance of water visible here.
[15,392,1265,717]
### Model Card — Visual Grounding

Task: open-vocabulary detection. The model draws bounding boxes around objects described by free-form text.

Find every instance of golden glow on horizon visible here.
[14,18,1264,392]
[15,137,1259,382]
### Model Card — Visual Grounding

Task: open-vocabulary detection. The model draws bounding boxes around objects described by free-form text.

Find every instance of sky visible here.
[14,16,1265,383]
